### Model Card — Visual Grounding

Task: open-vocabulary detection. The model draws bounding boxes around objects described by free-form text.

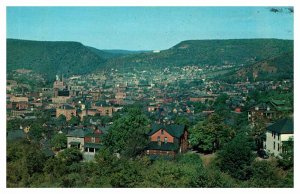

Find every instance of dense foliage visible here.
[7,137,293,188]
[7,39,106,80]
[7,39,293,81]
[6,85,293,188]
[221,52,293,82]
[189,113,235,153]
[105,39,293,71]
[217,133,255,180]
[104,108,150,158]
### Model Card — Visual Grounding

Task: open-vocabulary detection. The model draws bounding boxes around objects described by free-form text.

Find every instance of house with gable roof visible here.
[145,124,188,158]
[265,118,293,157]
[66,127,93,151]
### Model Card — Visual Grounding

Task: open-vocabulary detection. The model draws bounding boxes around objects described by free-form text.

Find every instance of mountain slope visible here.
[7,39,107,80]
[220,52,293,82]
[7,38,293,82]
[104,39,293,70]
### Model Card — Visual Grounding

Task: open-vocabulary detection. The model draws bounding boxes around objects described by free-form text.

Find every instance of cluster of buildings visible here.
[6,66,293,159]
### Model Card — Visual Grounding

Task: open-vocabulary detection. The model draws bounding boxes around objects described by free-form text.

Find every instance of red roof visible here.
[94,129,103,134]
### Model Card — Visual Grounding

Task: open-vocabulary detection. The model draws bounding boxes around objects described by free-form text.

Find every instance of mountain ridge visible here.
[7,38,293,82]
[103,38,293,70]
[7,38,108,80]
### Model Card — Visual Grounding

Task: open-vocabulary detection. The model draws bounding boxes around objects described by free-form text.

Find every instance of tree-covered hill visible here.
[7,39,107,80]
[104,39,293,70]
[220,52,293,82]
[7,38,293,81]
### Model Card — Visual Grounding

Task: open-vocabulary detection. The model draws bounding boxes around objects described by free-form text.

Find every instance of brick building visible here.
[56,104,77,121]
[145,124,188,158]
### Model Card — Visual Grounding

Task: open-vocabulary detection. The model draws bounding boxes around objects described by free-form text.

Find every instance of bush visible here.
[218,133,255,180]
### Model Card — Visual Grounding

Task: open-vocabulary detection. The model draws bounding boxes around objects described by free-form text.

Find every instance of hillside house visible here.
[84,129,104,154]
[66,127,93,151]
[265,118,293,157]
[145,124,188,158]
[248,100,292,124]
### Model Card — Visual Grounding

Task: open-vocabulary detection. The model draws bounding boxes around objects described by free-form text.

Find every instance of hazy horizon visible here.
[6,37,294,51]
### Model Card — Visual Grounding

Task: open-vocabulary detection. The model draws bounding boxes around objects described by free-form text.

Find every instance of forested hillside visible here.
[104,39,293,70]
[220,52,293,82]
[7,39,106,80]
[7,38,293,80]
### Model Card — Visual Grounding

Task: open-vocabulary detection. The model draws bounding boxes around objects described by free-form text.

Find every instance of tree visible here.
[57,148,83,166]
[57,114,67,126]
[139,156,208,187]
[250,116,267,150]
[189,114,235,153]
[68,115,80,126]
[23,144,46,176]
[50,133,67,150]
[218,133,255,180]
[174,116,191,128]
[57,114,67,121]
[28,122,44,141]
[95,147,117,167]
[7,118,22,131]
[213,93,230,116]
[104,108,150,158]
[43,157,67,179]
[277,137,294,170]
[6,140,51,187]
[110,159,145,187]
[249,160,283,187]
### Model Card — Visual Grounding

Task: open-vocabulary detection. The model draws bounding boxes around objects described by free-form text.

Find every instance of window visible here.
[161,129,164,135]
[164,137,168,143]
[273,142,276,150]
[278,143,280,151]
[91,137,95,143]
[274,133,276,139]
[278,135,280,141]
[157,136,160,142]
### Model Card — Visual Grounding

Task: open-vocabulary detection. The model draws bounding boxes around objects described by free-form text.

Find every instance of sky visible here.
[7,6,294,50]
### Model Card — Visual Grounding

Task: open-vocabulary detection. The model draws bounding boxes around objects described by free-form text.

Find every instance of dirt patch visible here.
[201,153,216,167]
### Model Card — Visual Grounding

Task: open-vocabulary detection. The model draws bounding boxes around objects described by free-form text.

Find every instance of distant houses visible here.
[248,100,292,124]
[56,104,77,121]
[6,61,294,165]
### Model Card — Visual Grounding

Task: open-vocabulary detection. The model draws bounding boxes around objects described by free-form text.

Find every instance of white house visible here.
[66,127,93,151]
[265,118,293,157]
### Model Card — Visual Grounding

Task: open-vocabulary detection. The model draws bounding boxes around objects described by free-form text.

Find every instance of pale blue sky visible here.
[7,7,293,50]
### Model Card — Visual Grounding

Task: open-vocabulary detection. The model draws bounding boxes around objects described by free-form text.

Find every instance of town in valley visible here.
[6,6,294,188]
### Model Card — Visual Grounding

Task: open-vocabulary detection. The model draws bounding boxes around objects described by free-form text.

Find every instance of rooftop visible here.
[148,123,185,138]
[67,128,93,138]
[266,118,293,134]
